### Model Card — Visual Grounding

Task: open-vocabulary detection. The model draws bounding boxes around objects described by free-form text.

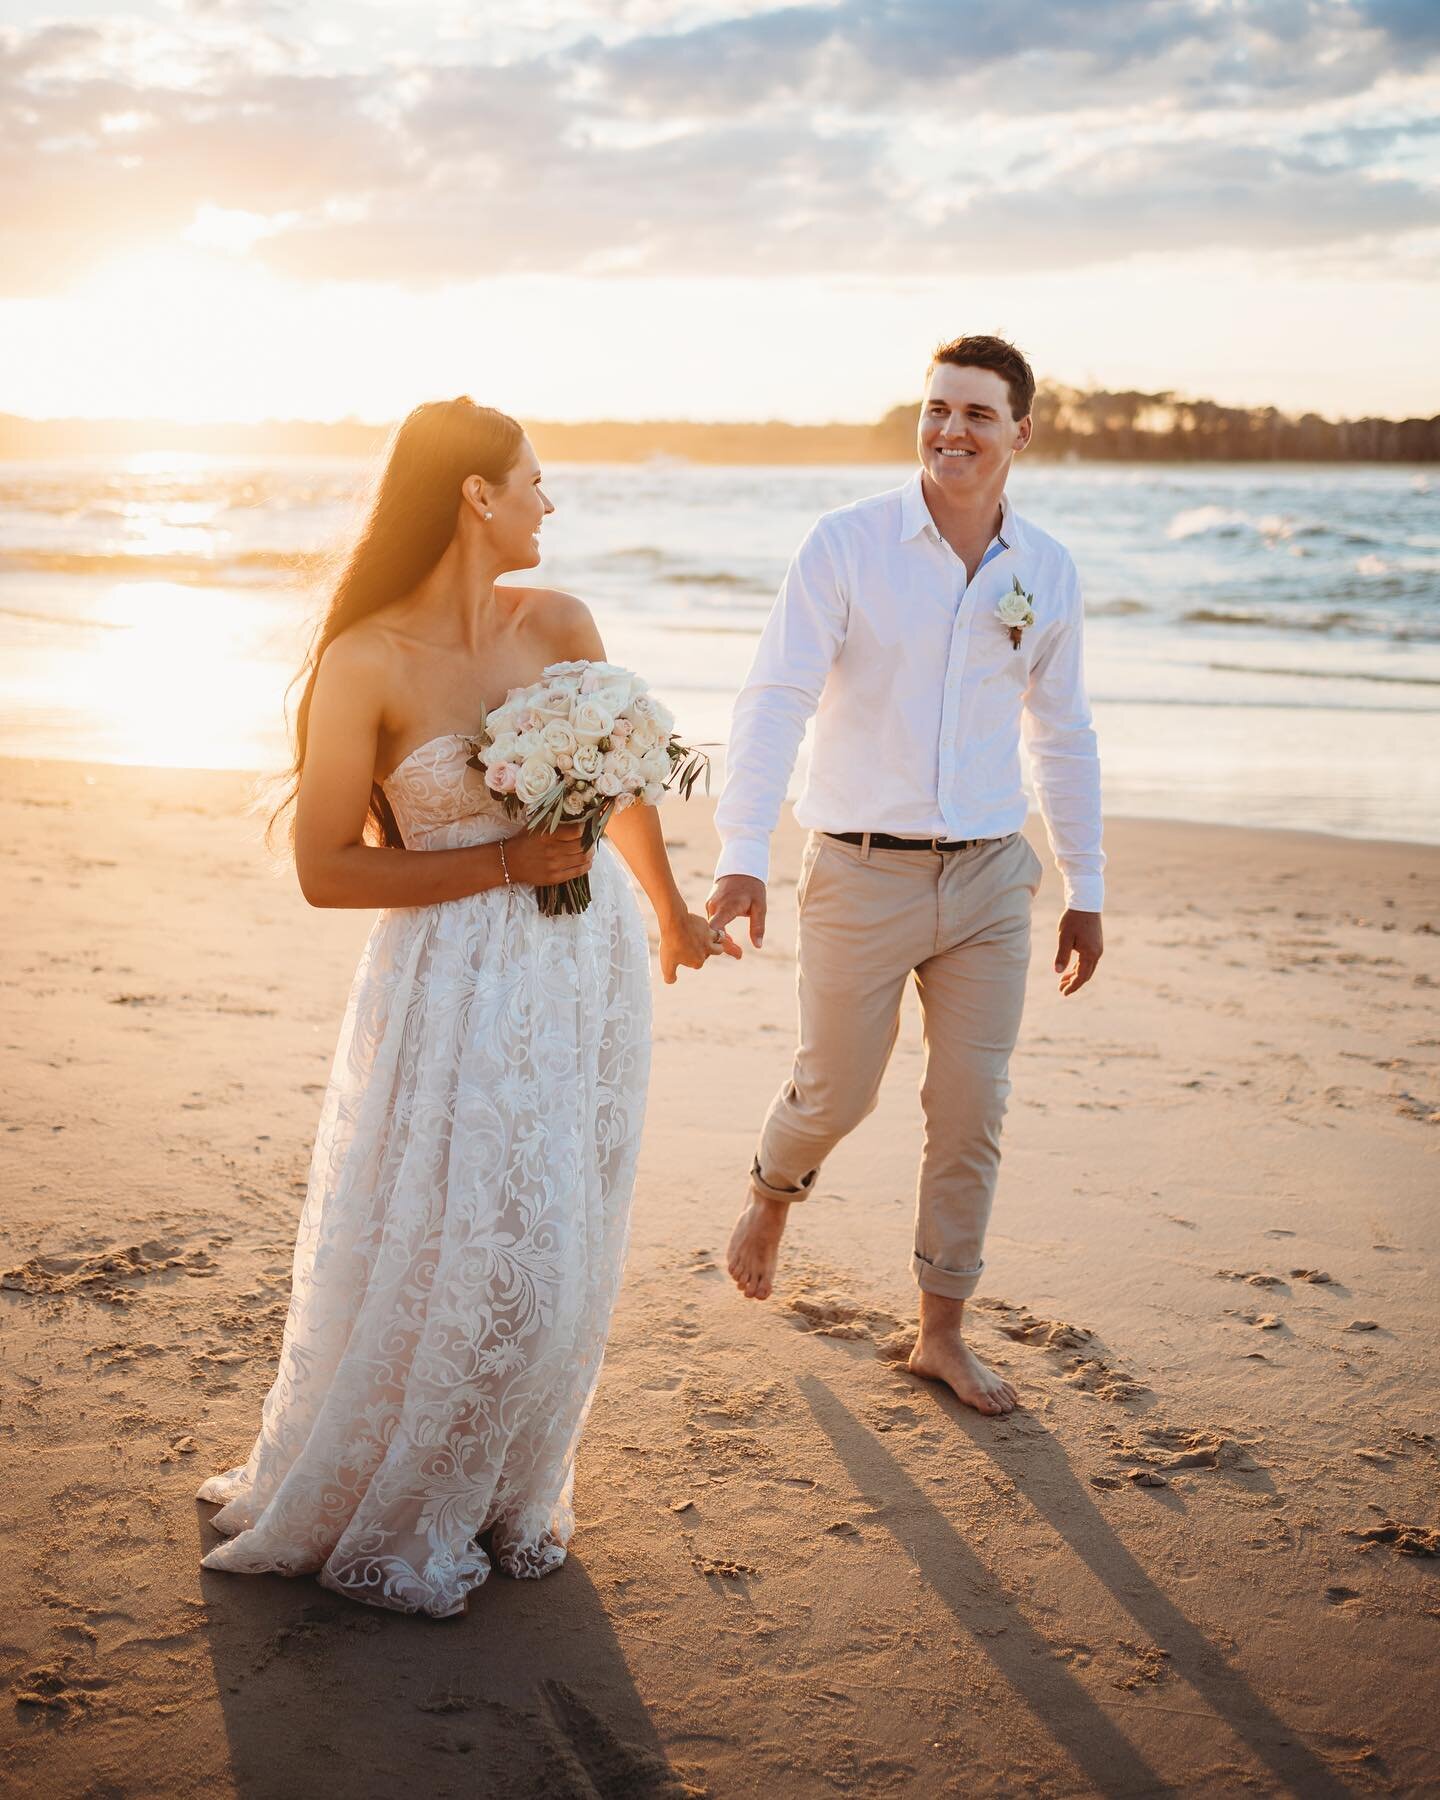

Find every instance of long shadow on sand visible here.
[800,1373,1354,1800]
[196,1516,683,1800]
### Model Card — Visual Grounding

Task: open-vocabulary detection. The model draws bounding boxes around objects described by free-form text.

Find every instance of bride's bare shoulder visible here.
[499,585,602,655]
[316,616,395,685]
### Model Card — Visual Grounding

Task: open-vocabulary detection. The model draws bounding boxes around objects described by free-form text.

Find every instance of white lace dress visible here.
[197,735,652,1617]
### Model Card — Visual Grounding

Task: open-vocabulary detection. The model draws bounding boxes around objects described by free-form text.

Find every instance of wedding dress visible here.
[197,734,651,1617]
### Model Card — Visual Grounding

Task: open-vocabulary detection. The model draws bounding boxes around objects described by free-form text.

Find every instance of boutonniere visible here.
[995,577,1035,649]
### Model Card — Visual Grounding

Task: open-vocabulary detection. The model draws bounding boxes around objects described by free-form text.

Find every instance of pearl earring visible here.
[482,510,492,520]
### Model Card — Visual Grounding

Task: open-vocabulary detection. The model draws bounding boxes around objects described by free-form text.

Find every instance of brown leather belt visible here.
[825,831,988,852]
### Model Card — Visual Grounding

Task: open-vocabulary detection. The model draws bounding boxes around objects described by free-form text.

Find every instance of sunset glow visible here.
[1,0,1436,426]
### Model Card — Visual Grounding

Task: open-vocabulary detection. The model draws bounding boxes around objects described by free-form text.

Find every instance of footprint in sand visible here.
[1347,1521,1439,1556]
[0,1241,218,1305]
[987,1304,1149,1404]
[11,1655,110,1717]
[1119,1424,1261,1474]
[692,1555,759,1581]
[785,1292,907,1349]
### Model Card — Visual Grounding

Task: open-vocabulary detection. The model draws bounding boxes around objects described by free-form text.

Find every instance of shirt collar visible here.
[899,471,1020,551]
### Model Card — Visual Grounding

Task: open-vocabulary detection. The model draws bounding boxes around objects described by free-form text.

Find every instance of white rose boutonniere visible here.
[996,577,1035,650]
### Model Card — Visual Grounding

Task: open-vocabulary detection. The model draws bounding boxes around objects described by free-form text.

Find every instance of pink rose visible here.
[486,762,518,794]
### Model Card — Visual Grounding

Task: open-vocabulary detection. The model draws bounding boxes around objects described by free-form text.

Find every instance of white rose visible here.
[595,770,624,797]
[579,661,634,695]
[562,790,588,816]
[641,780,665,806]
[627,692,673,736]
[480,731,520,766]
[572,744,603,780]
[591,683,632,716]
[513,728,546,759]
[534,684,580,719]
[601,747,640,787]
[626,719,663,754]
[515,756,559,806]
[639,747,670,784]
[996,589,1034,627]
[573,699,615,743]
[544,660,591,680]
[541,719,578,757]
[485,703,522,738]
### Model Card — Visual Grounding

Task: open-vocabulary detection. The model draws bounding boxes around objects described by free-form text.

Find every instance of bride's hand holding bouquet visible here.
[468,662,729,951]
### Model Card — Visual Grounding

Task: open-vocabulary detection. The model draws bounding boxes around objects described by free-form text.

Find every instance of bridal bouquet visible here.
[466,660,708,917]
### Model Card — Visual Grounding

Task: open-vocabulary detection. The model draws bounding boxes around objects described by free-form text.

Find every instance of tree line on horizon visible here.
[1,385,1435,462]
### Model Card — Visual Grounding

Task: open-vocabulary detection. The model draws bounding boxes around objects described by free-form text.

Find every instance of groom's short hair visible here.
[929,336,1036,421]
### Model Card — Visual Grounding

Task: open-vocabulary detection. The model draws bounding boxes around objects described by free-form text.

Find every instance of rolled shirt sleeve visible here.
[714,523,848,884]
[1021,556,1106,912]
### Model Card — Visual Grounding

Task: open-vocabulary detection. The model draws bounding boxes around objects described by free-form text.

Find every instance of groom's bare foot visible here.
[727,1196,791,1300]
[908,1295,1018,1416]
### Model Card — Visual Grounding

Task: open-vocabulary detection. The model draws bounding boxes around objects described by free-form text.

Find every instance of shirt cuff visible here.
[1062,875,1104,913]
[714,834,771,884]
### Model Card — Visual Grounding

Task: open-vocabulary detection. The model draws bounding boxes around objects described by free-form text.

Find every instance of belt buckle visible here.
[928,834,943,852]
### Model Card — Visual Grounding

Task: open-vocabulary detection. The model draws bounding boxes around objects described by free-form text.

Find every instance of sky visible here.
[1,0,1437,424]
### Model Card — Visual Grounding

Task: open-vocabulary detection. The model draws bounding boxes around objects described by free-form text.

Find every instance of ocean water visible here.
[1,455,1436,844]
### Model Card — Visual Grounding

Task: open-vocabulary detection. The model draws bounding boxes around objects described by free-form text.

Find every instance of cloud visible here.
[0,1,1435,296]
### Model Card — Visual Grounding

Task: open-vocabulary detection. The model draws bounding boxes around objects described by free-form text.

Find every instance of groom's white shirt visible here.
[714,472,1105,912]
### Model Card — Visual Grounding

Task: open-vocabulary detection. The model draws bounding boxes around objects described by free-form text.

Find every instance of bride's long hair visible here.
[271,397,525,851]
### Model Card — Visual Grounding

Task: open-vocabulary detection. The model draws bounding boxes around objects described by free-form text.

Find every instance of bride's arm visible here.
[605,800,739,981]
[294,634,592,909]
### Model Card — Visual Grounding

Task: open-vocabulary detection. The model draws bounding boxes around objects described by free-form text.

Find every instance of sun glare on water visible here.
[67,581,289,770]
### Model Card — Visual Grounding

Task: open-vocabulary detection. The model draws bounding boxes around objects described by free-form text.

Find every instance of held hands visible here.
[1055,908,1103,996]
[706,874,767,949]
[502,822,595,887]
[660,910,742,985]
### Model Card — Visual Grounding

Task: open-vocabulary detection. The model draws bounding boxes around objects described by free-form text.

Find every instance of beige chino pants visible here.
[752,829,1041,1299]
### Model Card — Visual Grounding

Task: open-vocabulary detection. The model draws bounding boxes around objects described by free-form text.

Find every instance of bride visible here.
[196,397,733,1616]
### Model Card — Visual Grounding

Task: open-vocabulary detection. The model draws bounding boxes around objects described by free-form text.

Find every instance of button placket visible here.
[937,539,974,836]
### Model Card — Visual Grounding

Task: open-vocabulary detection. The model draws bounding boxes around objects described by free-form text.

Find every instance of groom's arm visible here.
[709,523,847,944]
[1021,554,1105,994]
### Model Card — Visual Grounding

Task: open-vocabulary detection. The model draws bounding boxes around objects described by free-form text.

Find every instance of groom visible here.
[706,335,1104,1417]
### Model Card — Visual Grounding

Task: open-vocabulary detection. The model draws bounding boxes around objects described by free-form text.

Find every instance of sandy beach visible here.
[2,754,1437,1798]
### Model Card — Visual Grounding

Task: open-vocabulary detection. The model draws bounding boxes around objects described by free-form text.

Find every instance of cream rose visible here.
[627,692,674,737]
[595,769,624,797]
[572,699,616,743]
[513,728,547,760]
[515,756,559,806]
[601,746,640,787]
[641,780,665,806]
[639,747,671,784]
[580,661,633,695]
[480,731,520,767]
[541,719,578,757]
[533,684,578,719]
[571,744,603,780]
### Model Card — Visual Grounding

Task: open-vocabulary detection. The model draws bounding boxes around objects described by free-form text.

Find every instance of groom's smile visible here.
[917,363,1030,496]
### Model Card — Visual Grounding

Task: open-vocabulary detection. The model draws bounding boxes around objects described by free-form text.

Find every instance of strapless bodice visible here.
[381,734,521,851]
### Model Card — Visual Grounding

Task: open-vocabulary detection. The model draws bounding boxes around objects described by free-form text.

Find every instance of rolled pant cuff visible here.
[750,1159,816,1205]
[911,1250,984,1300]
